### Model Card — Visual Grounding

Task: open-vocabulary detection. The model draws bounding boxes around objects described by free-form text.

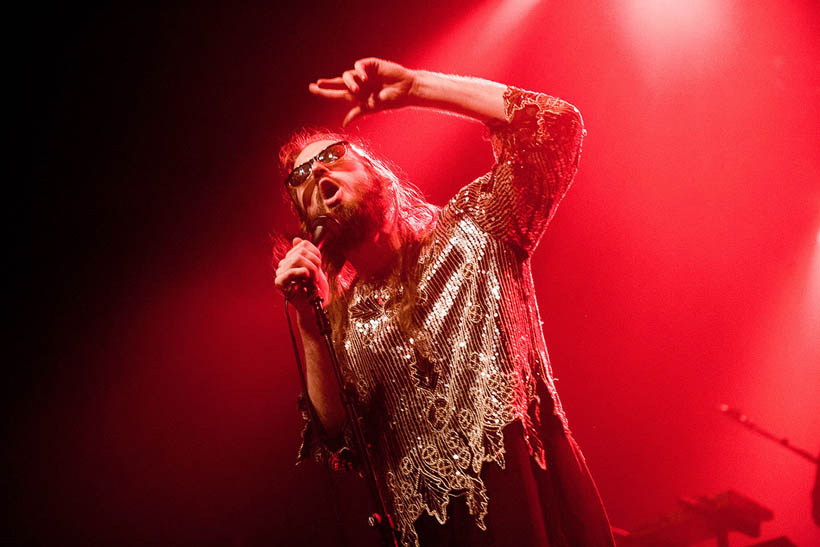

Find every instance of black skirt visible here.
[414,390,614,547]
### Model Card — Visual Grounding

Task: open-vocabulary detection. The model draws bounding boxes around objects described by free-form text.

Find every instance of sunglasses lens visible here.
[319,142,346,163]
[287,164,310,187]
[285,142,347,187]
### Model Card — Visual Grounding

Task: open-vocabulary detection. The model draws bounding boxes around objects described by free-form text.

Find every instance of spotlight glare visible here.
[618,0,733,81]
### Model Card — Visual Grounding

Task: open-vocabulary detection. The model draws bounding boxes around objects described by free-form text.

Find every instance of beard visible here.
[320,176,389,258]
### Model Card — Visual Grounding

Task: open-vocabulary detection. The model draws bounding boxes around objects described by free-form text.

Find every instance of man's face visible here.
[289,139,387,252]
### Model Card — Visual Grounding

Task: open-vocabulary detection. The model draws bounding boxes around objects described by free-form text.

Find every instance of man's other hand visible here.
[308,57,417,127]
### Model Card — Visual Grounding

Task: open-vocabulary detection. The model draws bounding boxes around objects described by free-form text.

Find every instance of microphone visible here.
[309,215,338,250]
[286,216,338,300]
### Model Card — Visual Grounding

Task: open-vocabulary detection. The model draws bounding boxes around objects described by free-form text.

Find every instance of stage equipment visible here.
[616,490,776,547]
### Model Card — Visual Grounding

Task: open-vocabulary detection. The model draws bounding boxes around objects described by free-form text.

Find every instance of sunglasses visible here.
[285,141,349,188]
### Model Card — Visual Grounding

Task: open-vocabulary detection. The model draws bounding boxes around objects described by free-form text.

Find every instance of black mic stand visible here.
[719,404,818,464]
[287,280,399,547]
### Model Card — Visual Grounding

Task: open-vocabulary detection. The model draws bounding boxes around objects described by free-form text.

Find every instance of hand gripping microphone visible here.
[286,215,339,300]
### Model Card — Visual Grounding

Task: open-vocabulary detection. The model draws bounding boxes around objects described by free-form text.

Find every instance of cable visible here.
[283,296,350,547]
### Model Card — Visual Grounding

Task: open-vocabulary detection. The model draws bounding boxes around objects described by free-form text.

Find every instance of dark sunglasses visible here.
[285,141,349,188]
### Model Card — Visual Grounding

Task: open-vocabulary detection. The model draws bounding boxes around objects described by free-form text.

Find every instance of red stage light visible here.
[618,0,735,85]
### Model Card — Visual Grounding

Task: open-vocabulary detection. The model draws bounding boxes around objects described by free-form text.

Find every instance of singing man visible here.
[274,57,614,547]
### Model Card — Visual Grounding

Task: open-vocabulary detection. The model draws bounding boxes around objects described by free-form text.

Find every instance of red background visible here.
[14,2,819,545]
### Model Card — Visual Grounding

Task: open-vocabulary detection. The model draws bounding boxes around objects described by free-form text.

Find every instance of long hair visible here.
[278,128,440,349]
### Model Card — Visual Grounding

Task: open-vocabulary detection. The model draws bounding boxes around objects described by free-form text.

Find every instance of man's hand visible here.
[274,237,329,311]
[309,57,417,127]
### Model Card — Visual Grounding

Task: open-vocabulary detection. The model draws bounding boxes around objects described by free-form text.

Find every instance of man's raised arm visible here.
[310,57,585,254]
[309,57,507,125]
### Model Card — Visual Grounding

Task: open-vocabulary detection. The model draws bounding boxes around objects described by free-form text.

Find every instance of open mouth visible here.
[319,178,341,205]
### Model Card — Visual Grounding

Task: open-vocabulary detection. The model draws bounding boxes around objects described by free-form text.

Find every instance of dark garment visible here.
[415,386,614,547]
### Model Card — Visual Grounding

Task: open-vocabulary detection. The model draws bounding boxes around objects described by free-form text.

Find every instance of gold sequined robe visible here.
[298,87,613,547]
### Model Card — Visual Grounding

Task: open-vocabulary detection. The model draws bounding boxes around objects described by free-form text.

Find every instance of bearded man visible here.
[274,58,614,547]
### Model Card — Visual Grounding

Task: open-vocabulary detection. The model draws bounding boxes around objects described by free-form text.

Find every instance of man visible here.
[275,58,614,547]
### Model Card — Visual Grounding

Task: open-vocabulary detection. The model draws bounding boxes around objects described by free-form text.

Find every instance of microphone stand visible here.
[287,280,399,547]
[719,404,818,464]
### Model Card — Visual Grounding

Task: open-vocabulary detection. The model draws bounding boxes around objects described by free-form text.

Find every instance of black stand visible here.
[719,405,818,464]
[287,285,399,547]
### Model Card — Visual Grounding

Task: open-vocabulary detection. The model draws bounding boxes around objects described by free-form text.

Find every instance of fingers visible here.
[310,84,368,127]
[343,92,384,126]
[276,254,319,281]
[275,266,309,284]
[315,76,347,89]
[342,105,362,127]
[274,237,331,304]
[308,82,351,100]
[354,57,381,79]
[310,72,367,104]
[274,247,321,291]
[342,70,360,95]
[274,267,314,295]
[309,58,393,125]
[291,237,322,266]
[310,72,362,94]
[353,59,369,84]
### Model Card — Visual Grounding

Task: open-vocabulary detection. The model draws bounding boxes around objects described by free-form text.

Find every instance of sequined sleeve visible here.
[449,86,585,254]
[296,392,357,471]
